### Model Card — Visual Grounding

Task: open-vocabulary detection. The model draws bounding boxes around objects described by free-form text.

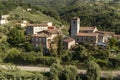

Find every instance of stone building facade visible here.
[63,37,75,50]
[31,29,59,49]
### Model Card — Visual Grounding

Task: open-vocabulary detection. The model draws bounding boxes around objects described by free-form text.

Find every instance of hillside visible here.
[9,7,62,27]
[0,0,120,33]
[60,1,120,33]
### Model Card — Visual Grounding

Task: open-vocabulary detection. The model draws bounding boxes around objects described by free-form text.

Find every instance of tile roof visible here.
[114,35,120,38]
[37,29,59,34]
[71,17,79,20]
[75,33,98,37]
[47,29,59,34]
[32,33,50,38]
[96,31,115,34]
[27,24,48,27]
[63,37,75,43]
[80,27,96,31]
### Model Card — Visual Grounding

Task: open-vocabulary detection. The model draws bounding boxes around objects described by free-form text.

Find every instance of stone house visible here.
[26,22,54,35]
[114,35,120,41]
[96,31,115,43]
[63,37,75,50]
[31,29,59,49]
[75,33,98,45]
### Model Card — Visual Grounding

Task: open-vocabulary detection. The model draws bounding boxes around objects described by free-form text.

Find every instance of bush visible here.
[36,56,59,66]
[4,48,21,63]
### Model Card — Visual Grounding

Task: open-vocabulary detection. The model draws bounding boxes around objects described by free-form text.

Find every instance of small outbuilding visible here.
[63,37,75,50]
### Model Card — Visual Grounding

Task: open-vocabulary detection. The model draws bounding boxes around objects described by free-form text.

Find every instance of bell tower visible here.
[70,17,80,38]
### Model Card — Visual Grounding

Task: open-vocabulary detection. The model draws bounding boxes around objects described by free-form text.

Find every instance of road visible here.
[1,65,120,77]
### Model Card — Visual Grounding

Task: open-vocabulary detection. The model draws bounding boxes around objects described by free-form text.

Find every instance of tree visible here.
[57,35,63,55]
[4,48,21,63]
[7,27,25,47]
[86,60,101,80]
[37,45,43,56]
[50,63,77,80]
[109,37,118,48]
[25,43,34,52]
[63,65,77,80]
[50,63,63,80]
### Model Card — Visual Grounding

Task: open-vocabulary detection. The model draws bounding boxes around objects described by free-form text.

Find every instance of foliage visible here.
[4,51,60,66]
[109,37,118,48]
[86,60,101,80]
[50,63,77,80]
[0,64,45,80]
[57,35,63,55]
[50,63,63,80]
[61,1,120,34]
[5,48,20,62]
[9,7,62,27]
[7,26,25,47]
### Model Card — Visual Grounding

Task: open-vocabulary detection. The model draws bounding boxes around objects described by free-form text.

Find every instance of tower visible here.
[70,17,80,38]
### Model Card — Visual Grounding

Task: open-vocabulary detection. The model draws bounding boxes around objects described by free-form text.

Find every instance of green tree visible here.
[4,48,21,63]
[57,35,63,55]
[63,65,77,80]
[50,63,63,80]
[7,27,25,47]
[109,37,118,48]
[37,45,43,56]
[86,60,101,80]
[25,43,34,52]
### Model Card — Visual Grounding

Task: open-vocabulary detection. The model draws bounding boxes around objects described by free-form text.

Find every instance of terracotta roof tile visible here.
[80,27,96,31]
[47,29,59,34]
[75,33,98,37]
[63,37,75,43]
[32,33,50,38]
[27,24,48,27]
[37,29,59,34]
[114,35,120,38]
[96,31,115,34]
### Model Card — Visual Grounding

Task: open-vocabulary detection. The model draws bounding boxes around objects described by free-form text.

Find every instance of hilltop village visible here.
[1,15,120,51]
[24,17,120,50]
[1,0,120,79]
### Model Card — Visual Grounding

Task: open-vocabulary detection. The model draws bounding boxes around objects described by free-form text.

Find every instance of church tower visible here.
[70,17,80,38]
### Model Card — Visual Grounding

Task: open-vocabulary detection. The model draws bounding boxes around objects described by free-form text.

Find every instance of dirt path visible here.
[1,65,120,77]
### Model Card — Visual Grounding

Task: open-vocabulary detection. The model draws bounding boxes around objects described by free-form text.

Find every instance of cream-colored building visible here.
[96,31,115,43]
[0,15,9,25]
[114,35,120,41]
[1,15,9,19]
[21,20,28,27]
[26,22,54,35]
[0,19,9,25]
[63,37,75,50]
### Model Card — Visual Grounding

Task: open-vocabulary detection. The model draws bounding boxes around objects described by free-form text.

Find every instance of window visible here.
[39,38,41,42]
[73,21,76,24]
[32,38,34,41]
[36,43,38,48]
[42,38,45,42]
[36,38,38,42]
